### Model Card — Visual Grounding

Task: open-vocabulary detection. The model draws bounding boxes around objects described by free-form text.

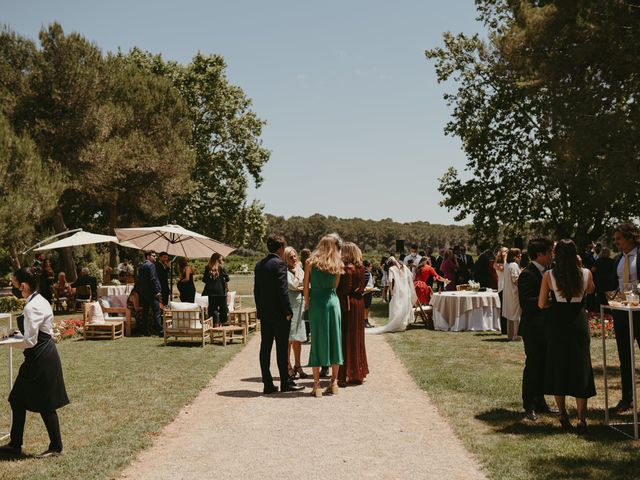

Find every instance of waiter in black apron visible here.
[0,267,69,458]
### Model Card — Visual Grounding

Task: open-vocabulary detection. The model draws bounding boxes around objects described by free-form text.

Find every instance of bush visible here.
[0,296,27,313]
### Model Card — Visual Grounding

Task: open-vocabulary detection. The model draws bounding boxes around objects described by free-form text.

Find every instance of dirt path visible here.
[119,332,487,480]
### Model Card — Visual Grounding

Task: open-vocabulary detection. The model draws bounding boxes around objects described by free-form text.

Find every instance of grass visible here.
[0,274,255,479]
[371,297,640,480]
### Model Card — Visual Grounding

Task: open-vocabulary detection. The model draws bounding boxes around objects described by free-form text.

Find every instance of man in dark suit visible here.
[609,223,640,413]
[155,251,171,306]
[254,235,303,394]
[138,251,163,336]
[518,237,555,421]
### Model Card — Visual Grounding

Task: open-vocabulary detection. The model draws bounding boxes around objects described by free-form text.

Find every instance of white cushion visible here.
[194,293,208,308]
[110,294,128,308]
[87,301,106,324]
[169,301,199,311]
[227,291,237,312]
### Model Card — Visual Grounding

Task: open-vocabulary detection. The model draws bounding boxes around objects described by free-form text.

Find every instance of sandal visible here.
[575,419,588,434]
[559,414,572,430]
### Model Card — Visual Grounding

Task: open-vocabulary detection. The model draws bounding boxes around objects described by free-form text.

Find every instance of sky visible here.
[3,0,483,225]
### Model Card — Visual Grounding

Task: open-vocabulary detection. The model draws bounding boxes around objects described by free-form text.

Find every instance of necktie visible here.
[623,254,631,285]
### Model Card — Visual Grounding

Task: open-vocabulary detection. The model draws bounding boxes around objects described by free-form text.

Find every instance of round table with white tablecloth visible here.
[429,291,501,332]
[97,284,133,298]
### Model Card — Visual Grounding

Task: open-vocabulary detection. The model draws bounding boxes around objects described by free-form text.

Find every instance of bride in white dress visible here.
[368,257,417,334]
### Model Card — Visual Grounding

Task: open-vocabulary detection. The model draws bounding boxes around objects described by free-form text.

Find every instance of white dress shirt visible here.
[617,247,638,291]
[15,292,54,349]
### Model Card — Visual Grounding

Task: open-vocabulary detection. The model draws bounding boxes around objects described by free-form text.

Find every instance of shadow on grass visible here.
[527,455,640,480]
[481,338,511,343]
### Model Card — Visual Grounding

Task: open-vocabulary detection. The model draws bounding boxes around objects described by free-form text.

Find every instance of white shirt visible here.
[617,247,638,290]
[15,292,54,349]
[403,253,422,269]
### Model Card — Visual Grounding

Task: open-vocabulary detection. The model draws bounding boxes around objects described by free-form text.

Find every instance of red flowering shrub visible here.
[53,318,84,342]
[588,311,615,339]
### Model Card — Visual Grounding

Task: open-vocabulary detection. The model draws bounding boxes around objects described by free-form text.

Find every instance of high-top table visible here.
[430,291,501,332]
[0,313,19,441]
[601,302,640,439]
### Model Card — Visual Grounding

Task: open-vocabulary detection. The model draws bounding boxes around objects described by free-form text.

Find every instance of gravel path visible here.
[118,332,486,480]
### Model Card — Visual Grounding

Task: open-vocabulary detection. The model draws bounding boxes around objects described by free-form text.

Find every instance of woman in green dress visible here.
[304,234,344,397]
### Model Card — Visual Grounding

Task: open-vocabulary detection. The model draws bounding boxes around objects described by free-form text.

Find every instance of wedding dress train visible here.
[368,265,417,334]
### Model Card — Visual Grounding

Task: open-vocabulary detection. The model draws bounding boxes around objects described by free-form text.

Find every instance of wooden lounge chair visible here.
[83,302,124,340]
[163,304,212,347]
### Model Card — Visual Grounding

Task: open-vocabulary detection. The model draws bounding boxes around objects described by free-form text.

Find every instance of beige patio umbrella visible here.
[114,224,235,258]
[34,231,123,251]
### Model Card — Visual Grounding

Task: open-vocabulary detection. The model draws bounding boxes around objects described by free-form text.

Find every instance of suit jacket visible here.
[72,275,98,300]
[155,262,170,300]
[254,253,292,323]
[518,263,545,335]
[610,251,640,292]
[138,260,162,300]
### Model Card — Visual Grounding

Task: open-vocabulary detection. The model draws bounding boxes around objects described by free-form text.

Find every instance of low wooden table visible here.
[228,307,259,335]
[211,325,246,346]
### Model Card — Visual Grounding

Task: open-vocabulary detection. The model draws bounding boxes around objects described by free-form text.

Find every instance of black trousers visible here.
[259,318,290,388]
[10,407,62,452]
[140,297,162,335]
[208,296,228,325]
[498,291,507,334]
[521,323,548,411]
[613,310,640,403]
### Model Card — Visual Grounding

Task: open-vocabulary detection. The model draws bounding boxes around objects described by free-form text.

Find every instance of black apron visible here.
[8,294,69,412]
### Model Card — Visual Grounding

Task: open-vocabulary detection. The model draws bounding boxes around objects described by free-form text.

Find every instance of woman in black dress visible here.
[176,257,196,303]
[202,253,229,326]
[538,239,596,432]
[0,267,69,458]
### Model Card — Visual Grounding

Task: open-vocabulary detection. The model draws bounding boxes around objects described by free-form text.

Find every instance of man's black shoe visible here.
[263,385,278,395]
[609,400,632,414]
[538,405,559,414]
[319,367,329,378]
[365,320,373,328]
[524,410,538,421]
[281,381,304,392]
[0,443,22,458]
[36,449,62,459]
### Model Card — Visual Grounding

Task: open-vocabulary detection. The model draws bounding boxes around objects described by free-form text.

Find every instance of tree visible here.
[427,0,640,246]
[0,114,64,267]
[130,50,270,247]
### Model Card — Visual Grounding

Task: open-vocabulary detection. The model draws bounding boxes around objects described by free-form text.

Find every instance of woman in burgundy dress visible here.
[337,242,369,387]
[413,258,447,304]
[441,249,459,291]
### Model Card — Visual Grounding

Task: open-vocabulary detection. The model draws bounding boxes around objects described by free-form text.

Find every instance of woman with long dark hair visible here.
[202,253,229,326]
[538,239,596,432]
[176,257,196,303]
[0,267,69,458]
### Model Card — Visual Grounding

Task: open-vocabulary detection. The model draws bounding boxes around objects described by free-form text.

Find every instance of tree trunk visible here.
[109,198,118,269]
[9,245,21,271]
[52,206,77,282]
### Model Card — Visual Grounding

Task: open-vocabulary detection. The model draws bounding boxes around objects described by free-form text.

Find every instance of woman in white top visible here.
[538,239,596,432]
[0,267,69,458]
[283,247,307,380]
[494,247,509,334]
[502,248,523,340]
[367,257,417,334]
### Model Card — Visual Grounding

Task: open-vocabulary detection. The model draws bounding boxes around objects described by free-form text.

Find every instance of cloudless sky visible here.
[3,1,483,224]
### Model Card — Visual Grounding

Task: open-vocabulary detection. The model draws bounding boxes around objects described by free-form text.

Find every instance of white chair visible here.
[163,302,212,347]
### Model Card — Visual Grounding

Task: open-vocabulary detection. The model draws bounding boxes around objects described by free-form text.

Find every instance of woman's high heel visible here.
[295,366,308,379]
[311,386,322,398]
[559,414,572,430]
[576,419,588,434]
[324,383,339,395]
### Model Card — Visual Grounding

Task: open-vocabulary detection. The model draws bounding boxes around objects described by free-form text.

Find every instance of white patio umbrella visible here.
[34,231,123,251]
[114,224,235,259]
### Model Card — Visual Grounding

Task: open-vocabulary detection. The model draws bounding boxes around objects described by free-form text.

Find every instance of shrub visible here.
[0,296,27,313]
[588,311,615,339]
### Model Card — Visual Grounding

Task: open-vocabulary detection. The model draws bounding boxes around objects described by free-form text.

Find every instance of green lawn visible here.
[0,274,255,479]
[372,298,640,480]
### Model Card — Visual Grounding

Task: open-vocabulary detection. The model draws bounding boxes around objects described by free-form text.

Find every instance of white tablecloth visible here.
[97,285,133,298]
[430,291,501,332]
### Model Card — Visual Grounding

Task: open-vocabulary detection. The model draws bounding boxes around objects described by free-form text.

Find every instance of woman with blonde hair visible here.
[494,246,509,334]
[283,247,307,380]
[202,253,229,326]
[503,248,523,340]
[337,242,369,387]
[304,234,344,397]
